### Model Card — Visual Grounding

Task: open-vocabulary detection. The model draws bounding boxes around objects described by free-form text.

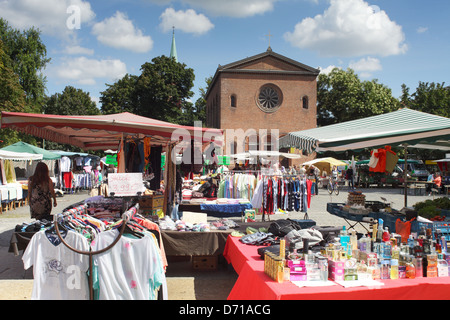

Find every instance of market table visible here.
[161,229,232,256]
[223,235,450,300]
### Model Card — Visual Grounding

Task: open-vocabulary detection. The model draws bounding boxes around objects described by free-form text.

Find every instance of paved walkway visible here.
[0,187,443,299]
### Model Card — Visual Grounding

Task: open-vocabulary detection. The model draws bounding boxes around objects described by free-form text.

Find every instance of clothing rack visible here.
[258,175,311,221]
[53,205,135,300]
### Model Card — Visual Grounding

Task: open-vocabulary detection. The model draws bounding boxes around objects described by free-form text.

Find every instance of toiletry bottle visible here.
[441,236,448,254]
[390,259,399,279]
[383,240,391,259]
[359,234,367,252]
[340,226,350,250]
[407,235,415,255]
[380,260,390,279]
[350,230,358,251]
[413,257,423,278]
[382,227,390,242]
[437,253,449,277]
[391,243,400,260]
[376,219,384,242]
[406,261,416,279]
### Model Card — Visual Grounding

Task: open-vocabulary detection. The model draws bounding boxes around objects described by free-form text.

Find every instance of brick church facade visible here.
[205,47,319,166]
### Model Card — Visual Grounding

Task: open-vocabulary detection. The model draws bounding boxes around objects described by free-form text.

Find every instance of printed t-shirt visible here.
[22,230,90,300]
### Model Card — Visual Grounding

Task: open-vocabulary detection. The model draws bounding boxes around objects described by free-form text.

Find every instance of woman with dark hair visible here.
[28,162,57,220]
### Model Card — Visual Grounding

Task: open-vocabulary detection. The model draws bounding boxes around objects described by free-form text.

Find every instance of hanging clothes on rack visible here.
[251,175,311,216]
[91,227,165,300]
[22,229,91,300]
[217,173,257,201]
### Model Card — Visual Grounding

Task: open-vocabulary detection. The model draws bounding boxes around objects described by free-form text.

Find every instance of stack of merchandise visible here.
[264,218,450,284]
[347,191,366,206]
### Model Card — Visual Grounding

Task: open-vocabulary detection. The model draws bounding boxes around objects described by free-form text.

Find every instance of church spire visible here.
[170,26,178,62]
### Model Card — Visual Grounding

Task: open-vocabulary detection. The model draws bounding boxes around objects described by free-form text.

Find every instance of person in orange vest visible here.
[434,172,442,194]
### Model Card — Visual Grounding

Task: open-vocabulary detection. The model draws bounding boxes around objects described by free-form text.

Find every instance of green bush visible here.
[413,197,450,219]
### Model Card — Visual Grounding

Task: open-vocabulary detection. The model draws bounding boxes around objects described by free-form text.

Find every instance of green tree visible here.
[0,18,50,112]
[44,86,100,116]
[134,56,195,123]
[100,74,138,115]
[0,39,37,147]
[317,68,399,126]
[0,39,26,112]
[402,82,450,118]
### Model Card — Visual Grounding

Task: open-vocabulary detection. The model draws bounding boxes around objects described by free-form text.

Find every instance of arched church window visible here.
[231,95,237,108]
[302,96,309,109]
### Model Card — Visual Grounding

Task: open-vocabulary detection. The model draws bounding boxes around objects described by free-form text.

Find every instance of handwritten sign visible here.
[108,173,146,197]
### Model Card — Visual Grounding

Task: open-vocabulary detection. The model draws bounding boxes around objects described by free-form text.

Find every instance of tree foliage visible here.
[44,86,100,116]
[101,56,197,125]
[317,68,399,126]
[0,18,50,112]
[100,74,138,115]
[401,81,450,118]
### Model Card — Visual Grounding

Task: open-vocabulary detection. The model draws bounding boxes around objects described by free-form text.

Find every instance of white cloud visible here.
[417,26,428,34]
[186,0,277,17]
[0,0,95,38]
[349,57,382,72]
[63,45,95,56]
[319,65,341,75]
[349,56,382,78]
[146,0,278,17]
[92,11,153,53]
[54,57,127,85]
[284,0,408,57]
[159,8,214,35]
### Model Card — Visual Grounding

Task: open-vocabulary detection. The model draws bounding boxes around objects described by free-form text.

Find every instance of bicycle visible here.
[327,178,340,195]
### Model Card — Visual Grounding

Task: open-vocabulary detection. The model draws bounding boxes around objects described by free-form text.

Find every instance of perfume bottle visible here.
[380,260,390,280]
[390,259,399,279]
[406,261,416,279]
[413,257,423,278]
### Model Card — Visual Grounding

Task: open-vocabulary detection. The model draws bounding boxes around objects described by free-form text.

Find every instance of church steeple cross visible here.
[266,31,273,48]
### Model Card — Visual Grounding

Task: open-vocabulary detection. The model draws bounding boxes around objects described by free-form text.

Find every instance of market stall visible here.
[279,108,450,207]
[223,235,450,300]
[1,111,222,216]
[0,150,43,212]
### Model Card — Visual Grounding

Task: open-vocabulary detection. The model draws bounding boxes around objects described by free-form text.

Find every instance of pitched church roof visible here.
[206,47,320,99]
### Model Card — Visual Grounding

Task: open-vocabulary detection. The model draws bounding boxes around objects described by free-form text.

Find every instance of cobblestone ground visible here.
[0,187,444,299]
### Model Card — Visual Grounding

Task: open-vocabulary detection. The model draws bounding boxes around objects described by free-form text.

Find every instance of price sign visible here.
[108,173,146,196]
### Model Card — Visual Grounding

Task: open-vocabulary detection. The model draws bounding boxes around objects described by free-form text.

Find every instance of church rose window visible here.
[257,85,282,113]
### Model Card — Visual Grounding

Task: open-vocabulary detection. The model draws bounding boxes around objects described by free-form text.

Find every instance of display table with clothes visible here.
[223,235,450,300]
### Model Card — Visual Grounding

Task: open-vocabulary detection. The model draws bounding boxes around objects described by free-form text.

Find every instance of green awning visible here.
[279,108,450,153]
[1,141,61,160]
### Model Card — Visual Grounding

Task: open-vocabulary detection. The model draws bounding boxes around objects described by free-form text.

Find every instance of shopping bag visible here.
[395,218,415,243]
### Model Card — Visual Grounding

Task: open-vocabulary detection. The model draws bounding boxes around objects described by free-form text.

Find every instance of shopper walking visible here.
[28,162,57,220]
[346,167,354,190]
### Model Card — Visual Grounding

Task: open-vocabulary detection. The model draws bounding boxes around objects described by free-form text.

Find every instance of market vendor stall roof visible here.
[279,108,450,153]
[1,111,222,151]
[0,149,43,161]
[1,141,61,160]
[229,150,302,161]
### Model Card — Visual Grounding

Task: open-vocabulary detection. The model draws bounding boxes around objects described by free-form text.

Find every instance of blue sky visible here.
[1,0,449,109]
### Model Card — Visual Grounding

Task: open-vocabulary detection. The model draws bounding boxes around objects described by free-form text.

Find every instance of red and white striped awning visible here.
[1,111,222,151]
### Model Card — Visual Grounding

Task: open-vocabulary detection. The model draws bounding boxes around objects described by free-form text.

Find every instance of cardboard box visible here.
[192,255,218,270]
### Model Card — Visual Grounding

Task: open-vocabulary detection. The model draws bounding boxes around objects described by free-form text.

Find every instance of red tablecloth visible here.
[223,235,450,300]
